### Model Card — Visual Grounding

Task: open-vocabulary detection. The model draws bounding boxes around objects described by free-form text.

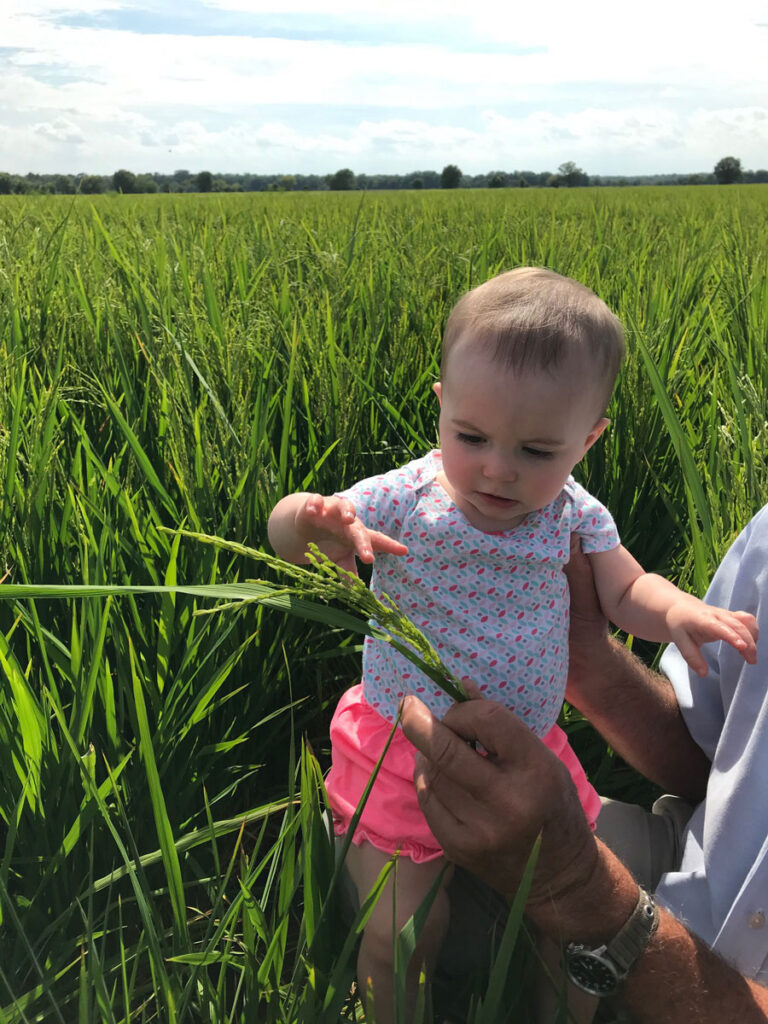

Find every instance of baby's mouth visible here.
[479,492,519,506]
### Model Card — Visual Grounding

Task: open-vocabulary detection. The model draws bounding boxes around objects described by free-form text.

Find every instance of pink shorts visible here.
[325,684,601,864]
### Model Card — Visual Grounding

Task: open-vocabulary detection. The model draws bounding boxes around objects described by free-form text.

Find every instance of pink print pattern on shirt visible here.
[337,451,619,737]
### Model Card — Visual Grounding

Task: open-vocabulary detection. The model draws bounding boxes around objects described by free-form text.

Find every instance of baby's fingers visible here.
[367,528,409,558]
[732,610,759,643]
[693,609,759,665]
[296,494,366,562]
[672,631,709,678]
[298,494,355,532]
[294,495,407,566]
[719,611,759,664]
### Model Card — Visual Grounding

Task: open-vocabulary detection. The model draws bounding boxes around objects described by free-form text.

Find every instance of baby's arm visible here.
[267,492,408,572]
[588,545,758,676]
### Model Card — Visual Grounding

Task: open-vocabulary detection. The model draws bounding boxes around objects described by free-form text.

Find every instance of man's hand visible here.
[399,695,598,906]
[404,691,768,1022]
[665,598,758,677]
[563,537,612,707]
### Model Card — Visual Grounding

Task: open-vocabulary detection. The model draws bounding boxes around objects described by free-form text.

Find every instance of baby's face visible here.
[433,344,608,533]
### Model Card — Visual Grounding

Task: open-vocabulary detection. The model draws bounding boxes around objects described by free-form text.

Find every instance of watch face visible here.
[566,951,620,997]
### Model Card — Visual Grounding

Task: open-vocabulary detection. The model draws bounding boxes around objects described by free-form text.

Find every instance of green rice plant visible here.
[2,183,768,1020]
[0,542,540,1022]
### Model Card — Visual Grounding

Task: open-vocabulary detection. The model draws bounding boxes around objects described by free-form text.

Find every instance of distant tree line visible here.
[0,157,762,196]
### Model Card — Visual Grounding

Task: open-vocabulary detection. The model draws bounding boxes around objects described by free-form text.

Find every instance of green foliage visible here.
[1,184,768,1017]
[112,168,137,194]
[328,168,356,191]
[195,170,213,193]
[714,155,743,184]
[557,161,589,187]
[440,164,462,189]
[79,174,105,195]
[11,164,768,196]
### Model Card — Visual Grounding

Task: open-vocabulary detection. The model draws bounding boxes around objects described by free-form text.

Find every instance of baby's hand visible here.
[666,598,759,677]
[295,494,408,574]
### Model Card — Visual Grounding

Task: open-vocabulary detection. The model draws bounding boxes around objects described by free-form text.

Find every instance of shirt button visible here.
[748,912,766,929]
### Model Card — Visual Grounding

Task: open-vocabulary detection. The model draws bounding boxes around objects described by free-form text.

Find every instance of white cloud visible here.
[3,0,122,14]
[687,106,768,160]
[1,1,767,174]
[204,0,484,20]
[482,108,684,151]
[131,107,766,175]
[33,117,86,143]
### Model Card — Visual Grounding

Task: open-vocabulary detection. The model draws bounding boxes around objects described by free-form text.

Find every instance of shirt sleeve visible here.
[564,478,621,554]
[660,504,768,759]
[335,459,423,538]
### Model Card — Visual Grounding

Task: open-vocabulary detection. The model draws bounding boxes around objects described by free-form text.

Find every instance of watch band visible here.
[564,887,660,997]
[606,887,659,973]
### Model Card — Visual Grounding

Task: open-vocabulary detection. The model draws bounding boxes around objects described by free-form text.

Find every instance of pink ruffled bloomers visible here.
[325,684,600,864]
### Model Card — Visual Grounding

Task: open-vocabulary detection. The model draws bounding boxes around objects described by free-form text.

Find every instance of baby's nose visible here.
[483,455,517,481]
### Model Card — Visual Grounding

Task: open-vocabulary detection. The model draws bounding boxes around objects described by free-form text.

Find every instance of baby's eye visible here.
[457,432,485,445]
[523,446,553,459]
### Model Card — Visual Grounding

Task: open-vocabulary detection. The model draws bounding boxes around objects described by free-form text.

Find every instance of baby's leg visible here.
[345,840,453,1024]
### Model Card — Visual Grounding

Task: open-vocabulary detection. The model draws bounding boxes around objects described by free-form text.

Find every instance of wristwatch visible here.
[564,887,659,997]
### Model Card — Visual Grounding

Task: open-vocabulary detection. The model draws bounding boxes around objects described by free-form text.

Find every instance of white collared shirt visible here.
[656,505,768,982]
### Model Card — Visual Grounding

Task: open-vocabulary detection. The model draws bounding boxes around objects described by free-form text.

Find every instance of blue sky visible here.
[1,0,767,177]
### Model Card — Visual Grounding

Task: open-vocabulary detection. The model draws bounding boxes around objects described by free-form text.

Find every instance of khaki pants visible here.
[594,794,694,889]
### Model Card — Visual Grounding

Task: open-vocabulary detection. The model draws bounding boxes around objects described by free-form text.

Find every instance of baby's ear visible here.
[433,381,443,405]
[583,416,609,453]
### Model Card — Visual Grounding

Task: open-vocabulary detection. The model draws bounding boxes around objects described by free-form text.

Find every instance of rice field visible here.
[0,184,767,1021]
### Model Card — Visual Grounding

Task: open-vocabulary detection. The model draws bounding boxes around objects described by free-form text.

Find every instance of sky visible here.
[2,0,768,178]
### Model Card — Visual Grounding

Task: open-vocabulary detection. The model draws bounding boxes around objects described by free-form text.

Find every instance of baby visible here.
[267,267,758,1022]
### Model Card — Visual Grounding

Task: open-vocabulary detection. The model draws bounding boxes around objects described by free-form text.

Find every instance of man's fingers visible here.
[411,752,464,829]
[400,694,461,770]
[440,697,539,762]
[407,711,500,849]
[461,678,485,700]
[400,696,493,796]
[401,696,532,795]
[403,695,596,902]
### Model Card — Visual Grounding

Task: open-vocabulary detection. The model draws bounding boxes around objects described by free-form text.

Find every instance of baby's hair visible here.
[442,267,625,414]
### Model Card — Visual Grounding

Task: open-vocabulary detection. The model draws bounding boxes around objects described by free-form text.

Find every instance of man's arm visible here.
[565,540,711,801]
[400,696,768,1023]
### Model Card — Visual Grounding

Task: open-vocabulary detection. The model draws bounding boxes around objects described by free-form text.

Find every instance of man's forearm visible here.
[624,905,768,1022]
[400,696,766,1023]
[566,635,710,801]
[530,841,768,1023]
